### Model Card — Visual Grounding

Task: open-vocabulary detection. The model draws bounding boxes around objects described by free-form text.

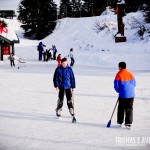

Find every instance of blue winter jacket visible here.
[53,65,75,89]
[114,69,136,98]
[37,42,46,52]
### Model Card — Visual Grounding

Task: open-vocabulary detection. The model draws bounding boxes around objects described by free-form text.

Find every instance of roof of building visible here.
[0,10,15,13]
[0,29,19,44]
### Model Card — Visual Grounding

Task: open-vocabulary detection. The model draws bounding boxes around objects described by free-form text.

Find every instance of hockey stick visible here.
[71,91,76,123]
[107,99,119,128]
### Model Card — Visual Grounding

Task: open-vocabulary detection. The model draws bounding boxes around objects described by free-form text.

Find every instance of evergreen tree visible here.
[18,0,57,40]
[93,0,107,16]
[124,0,148,13]
[59,0,72,18]
[145,1,150,23]
[81,0,94,17]
[109,0,118,9]
[70,0,82,17]
[125,0,137,12]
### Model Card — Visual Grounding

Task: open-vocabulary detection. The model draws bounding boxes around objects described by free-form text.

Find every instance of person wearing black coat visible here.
[52,45,57,60]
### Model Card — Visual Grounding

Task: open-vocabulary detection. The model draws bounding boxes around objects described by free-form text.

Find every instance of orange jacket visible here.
[114,69,136,98]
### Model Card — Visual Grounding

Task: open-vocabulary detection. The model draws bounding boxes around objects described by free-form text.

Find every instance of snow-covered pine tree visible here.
[18,0,57,40]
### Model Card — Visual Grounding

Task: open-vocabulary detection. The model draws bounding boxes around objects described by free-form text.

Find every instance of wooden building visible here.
[0,32,19,61]
[0,10,16,19]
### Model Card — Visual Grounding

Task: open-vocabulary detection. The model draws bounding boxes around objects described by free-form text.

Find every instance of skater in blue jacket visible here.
[53,57,76,117]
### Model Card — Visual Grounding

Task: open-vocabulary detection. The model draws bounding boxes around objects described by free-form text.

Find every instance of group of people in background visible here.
[37,42,57,62]
[37,42,75,68]
[56,48,75,68]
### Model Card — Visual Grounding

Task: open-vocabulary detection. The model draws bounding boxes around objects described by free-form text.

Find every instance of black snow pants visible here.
[10,60,15,67]
[53,52,56,60]
[117,97,134,125]
[70,58,75,67]
[56,88,73,110]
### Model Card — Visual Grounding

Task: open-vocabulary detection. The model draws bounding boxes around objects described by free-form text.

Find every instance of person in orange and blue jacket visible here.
[114,62,136,129]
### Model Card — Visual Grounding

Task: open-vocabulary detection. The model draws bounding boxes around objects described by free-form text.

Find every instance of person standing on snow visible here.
[68,48,75,67]
[53,57,76,117]
[43,49,47,61]
[56,54,61,67]
[114,62,136,129]
[46,49,51,61]
[37,42,46,61]
[52,45,57,60]
[8,53,15,67]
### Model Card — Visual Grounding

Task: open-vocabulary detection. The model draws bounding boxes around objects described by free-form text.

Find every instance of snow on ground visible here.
[1,2,150,69]
[0,1,150,150]
[0,61,150,150]
[1,11,149,70]
[42,10,150,69]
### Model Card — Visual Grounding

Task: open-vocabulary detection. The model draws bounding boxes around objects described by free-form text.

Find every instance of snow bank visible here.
[1,3,150,70]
